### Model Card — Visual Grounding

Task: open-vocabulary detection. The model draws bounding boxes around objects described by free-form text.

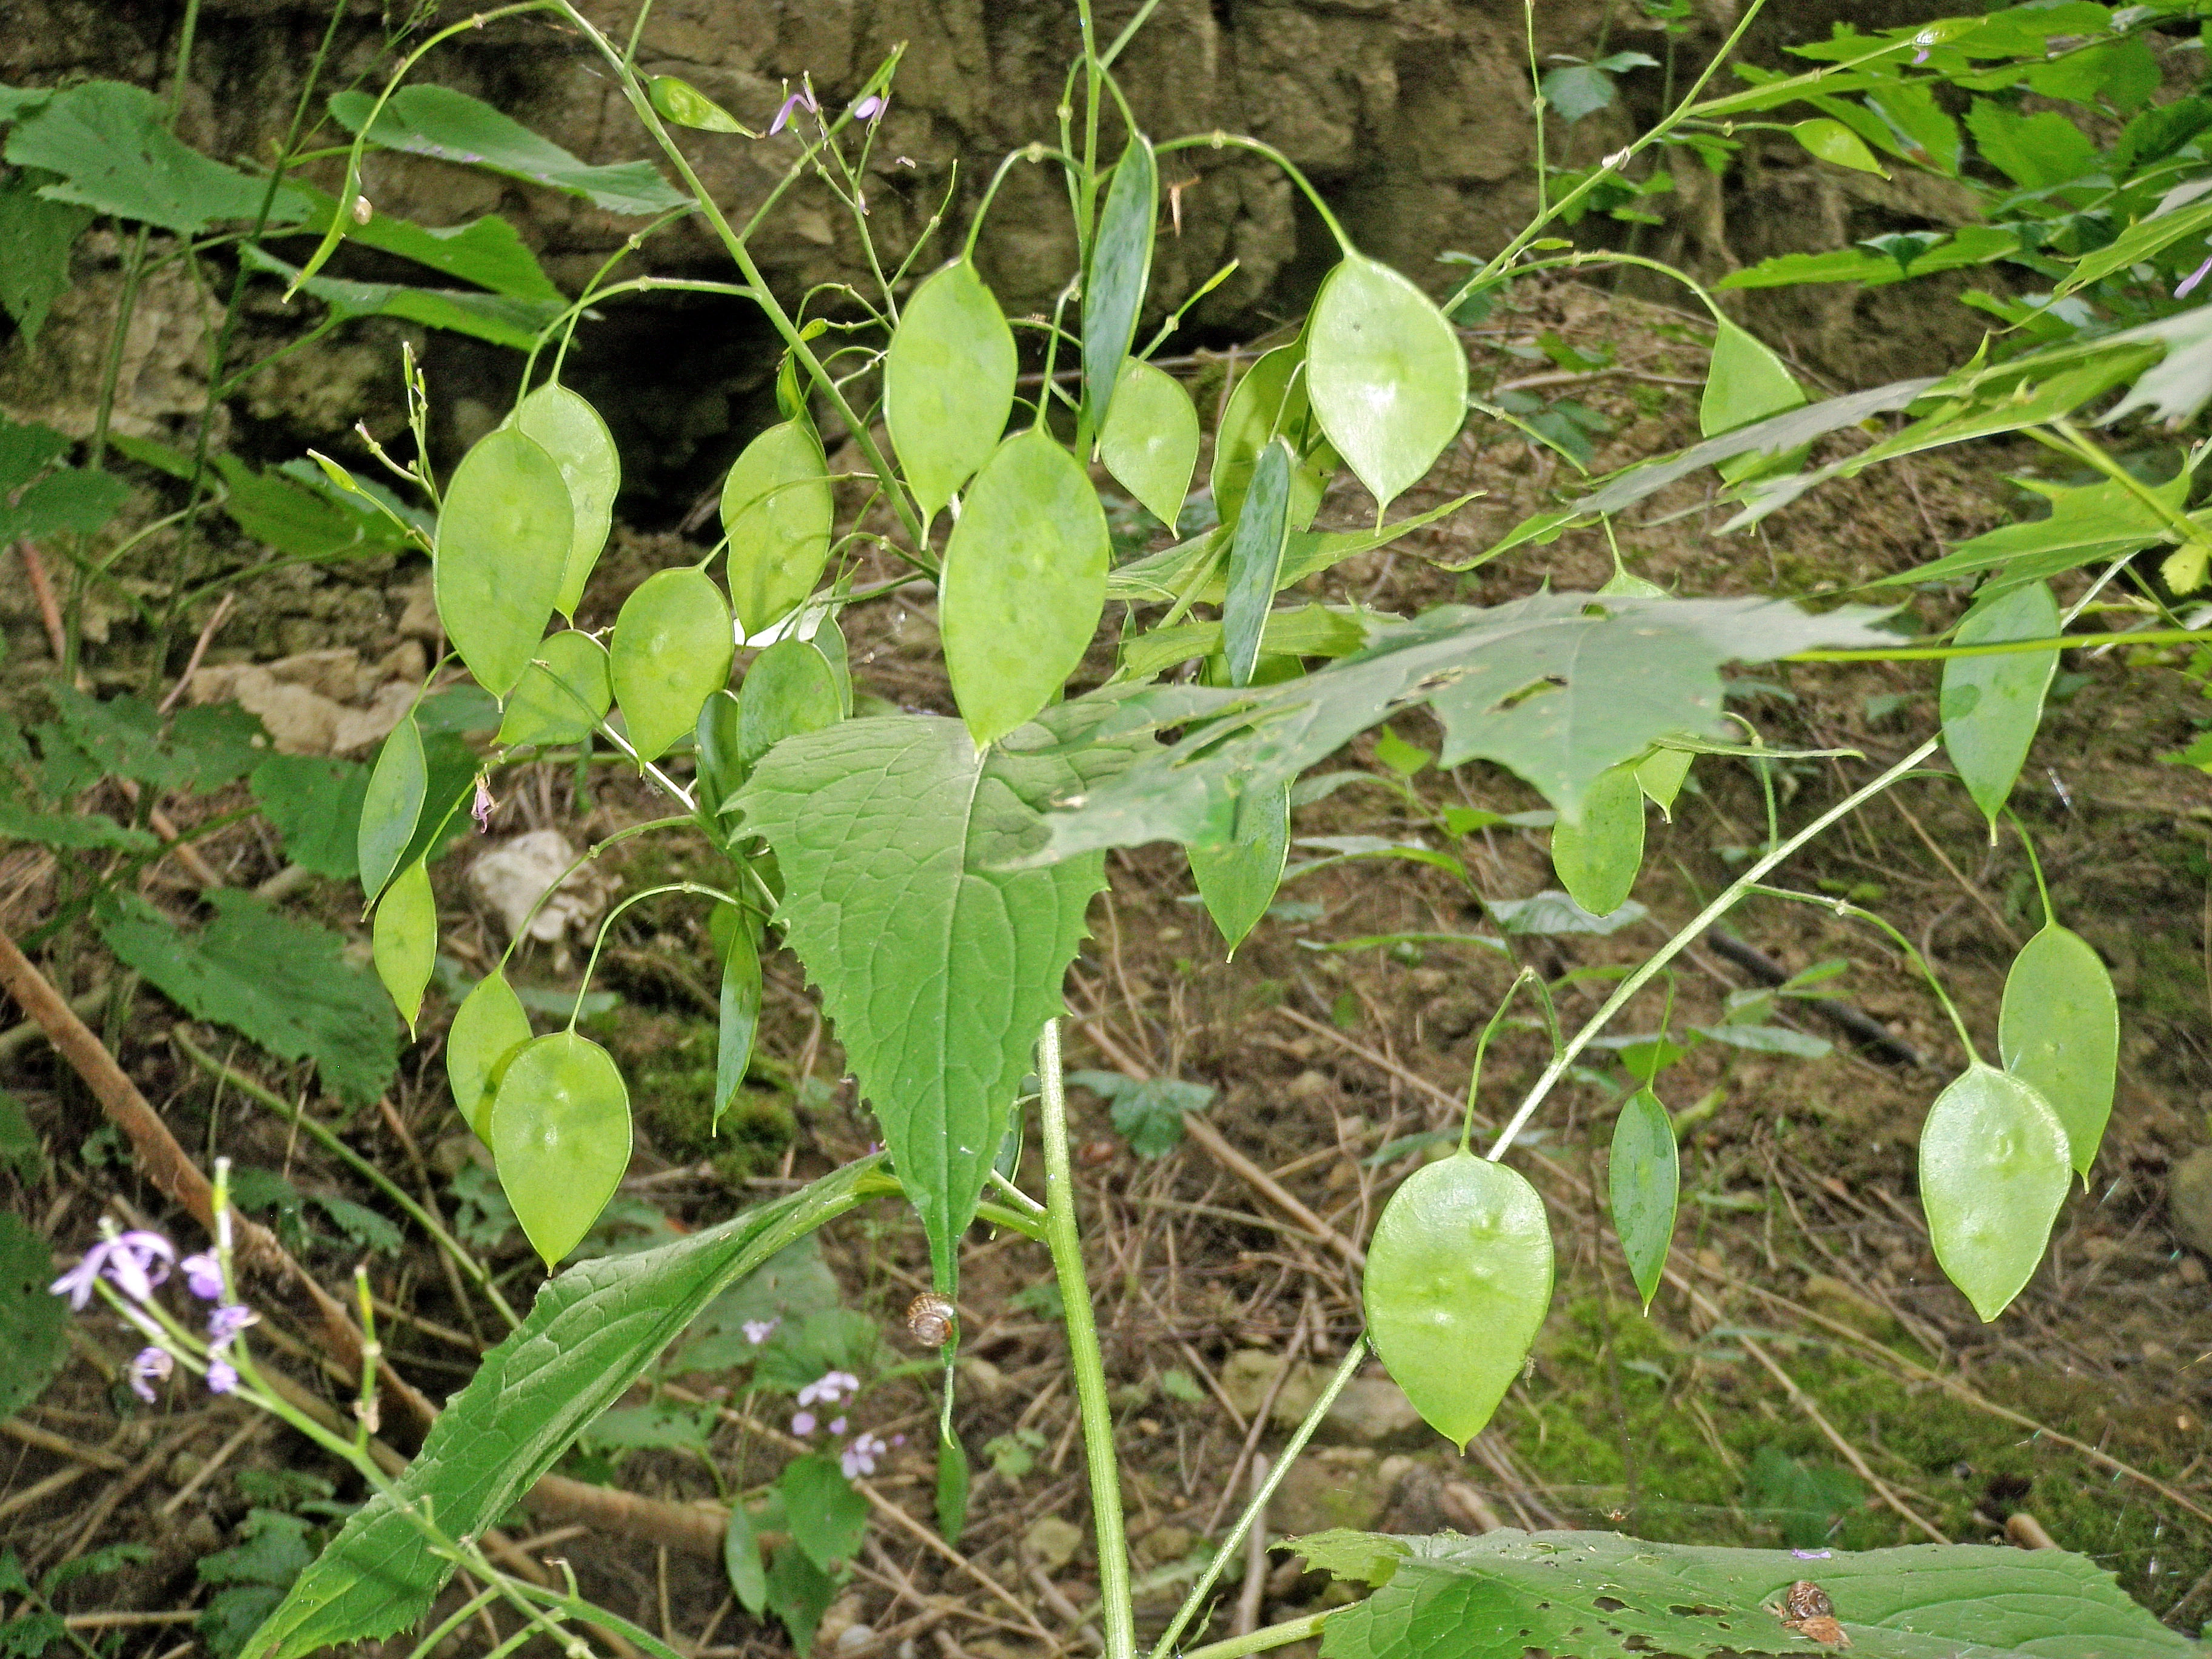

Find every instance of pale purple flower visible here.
[743,1319,779,1345]
[104,1232,175,1304]
[828,1416,847,1436]
[2177,255,2212,300]
[851,94,885,122]
[179,1252,223,1301]
[791,1410,817,1436]
[50,1244,112,1310]
[797,1369,859,1407]
[127,1347,172,1403]
[841,1432,888,1479]
[1792,1548,1832,1560]
[768,89,818,136]
[472,777,494,834]
[207,1304,258,1351]
[205,1357,238,1395]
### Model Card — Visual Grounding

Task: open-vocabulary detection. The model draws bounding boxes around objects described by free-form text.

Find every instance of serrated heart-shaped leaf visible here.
[1362,1153,1552,1450]
[733,709,1146,1282]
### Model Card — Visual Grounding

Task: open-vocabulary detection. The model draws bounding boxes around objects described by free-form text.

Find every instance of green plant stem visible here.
[1182,1612,1333,1659]
[1156,133,1353,253]
[1750,883,1981,1061]
[569,880,745,1029]
[170,1028,521,1329]
[1148,1339,1365,1659]
[546,2,933,564]
[1036,1016,1134,1659]
[1484,735,1940,1161]
[1447,0,1771,307]
[1789,626,2212,661]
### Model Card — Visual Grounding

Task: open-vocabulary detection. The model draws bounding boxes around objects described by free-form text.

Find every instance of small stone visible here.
[837,1626,878,1655]
[2171,1148,2212,1258]
[1134,1524,1194,1567]
[1324,1376,1426,1447]
[818,1596,866,1649]
[1220,1349,1286,1419]
[1023,1514,1083,1572]
[166,1449,206,1488]
[1285,1070,1333,1102]
[1272,1447,1385,1536]
[2181,1256,2207,1286]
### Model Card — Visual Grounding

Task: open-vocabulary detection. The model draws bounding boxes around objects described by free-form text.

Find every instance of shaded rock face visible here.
[4,0,1960,511]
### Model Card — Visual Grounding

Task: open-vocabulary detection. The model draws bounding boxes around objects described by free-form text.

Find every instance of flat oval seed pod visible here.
[649,74,750,133]
[435,426,571,698]
[713,905,760,1128]
[497,629,612,749]
[1362,1153,1552,1450]
[371,859,436,1034]
[737,635,845,768]
[447,968,533,1141]
[1551,761,1645,918]
[1307,252,1468,512]
[514,383,618,617]
[883,260,1016,521]
[609,566,735,763]
[1920,1061,2071,1321]
[2000,923,2117,1177]
[1608,1088,1678,1311]
[489,1030,632,1267]
[1219,437,1293,688]
[1099,358,1199,532]
[1189,782,1291,957]
[1941,579,2060,827]
[721,418,834,637]
[940,428,1110,746]
[357,712,426,902]
[1081,133,1157,444]
[1210,344,1336,531]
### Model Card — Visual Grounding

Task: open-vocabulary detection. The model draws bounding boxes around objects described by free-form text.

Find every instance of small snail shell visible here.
[906,1292,957,1347]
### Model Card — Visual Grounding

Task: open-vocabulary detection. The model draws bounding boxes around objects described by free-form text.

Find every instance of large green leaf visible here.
[239,1158,888,1659]
[1305,1529,2197,1659]
[1868,472,2187,592]
[0,1212,66,1421]
[5,81,307,233]
[93,890,398,1107]
[329,86,689,216]
[240,247,563,352]
[883,261,1017,521]
[0,169,90,341]
[733,709,1144,1282]
[275,183,561,302]
[1033,592,1893,861]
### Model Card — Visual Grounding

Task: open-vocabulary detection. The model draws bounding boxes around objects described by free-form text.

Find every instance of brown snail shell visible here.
[906,1292,957,1347]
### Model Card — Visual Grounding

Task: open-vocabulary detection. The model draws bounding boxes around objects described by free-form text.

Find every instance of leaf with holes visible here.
[1304,1527,2199,1659]
[1032,593,1894,863]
